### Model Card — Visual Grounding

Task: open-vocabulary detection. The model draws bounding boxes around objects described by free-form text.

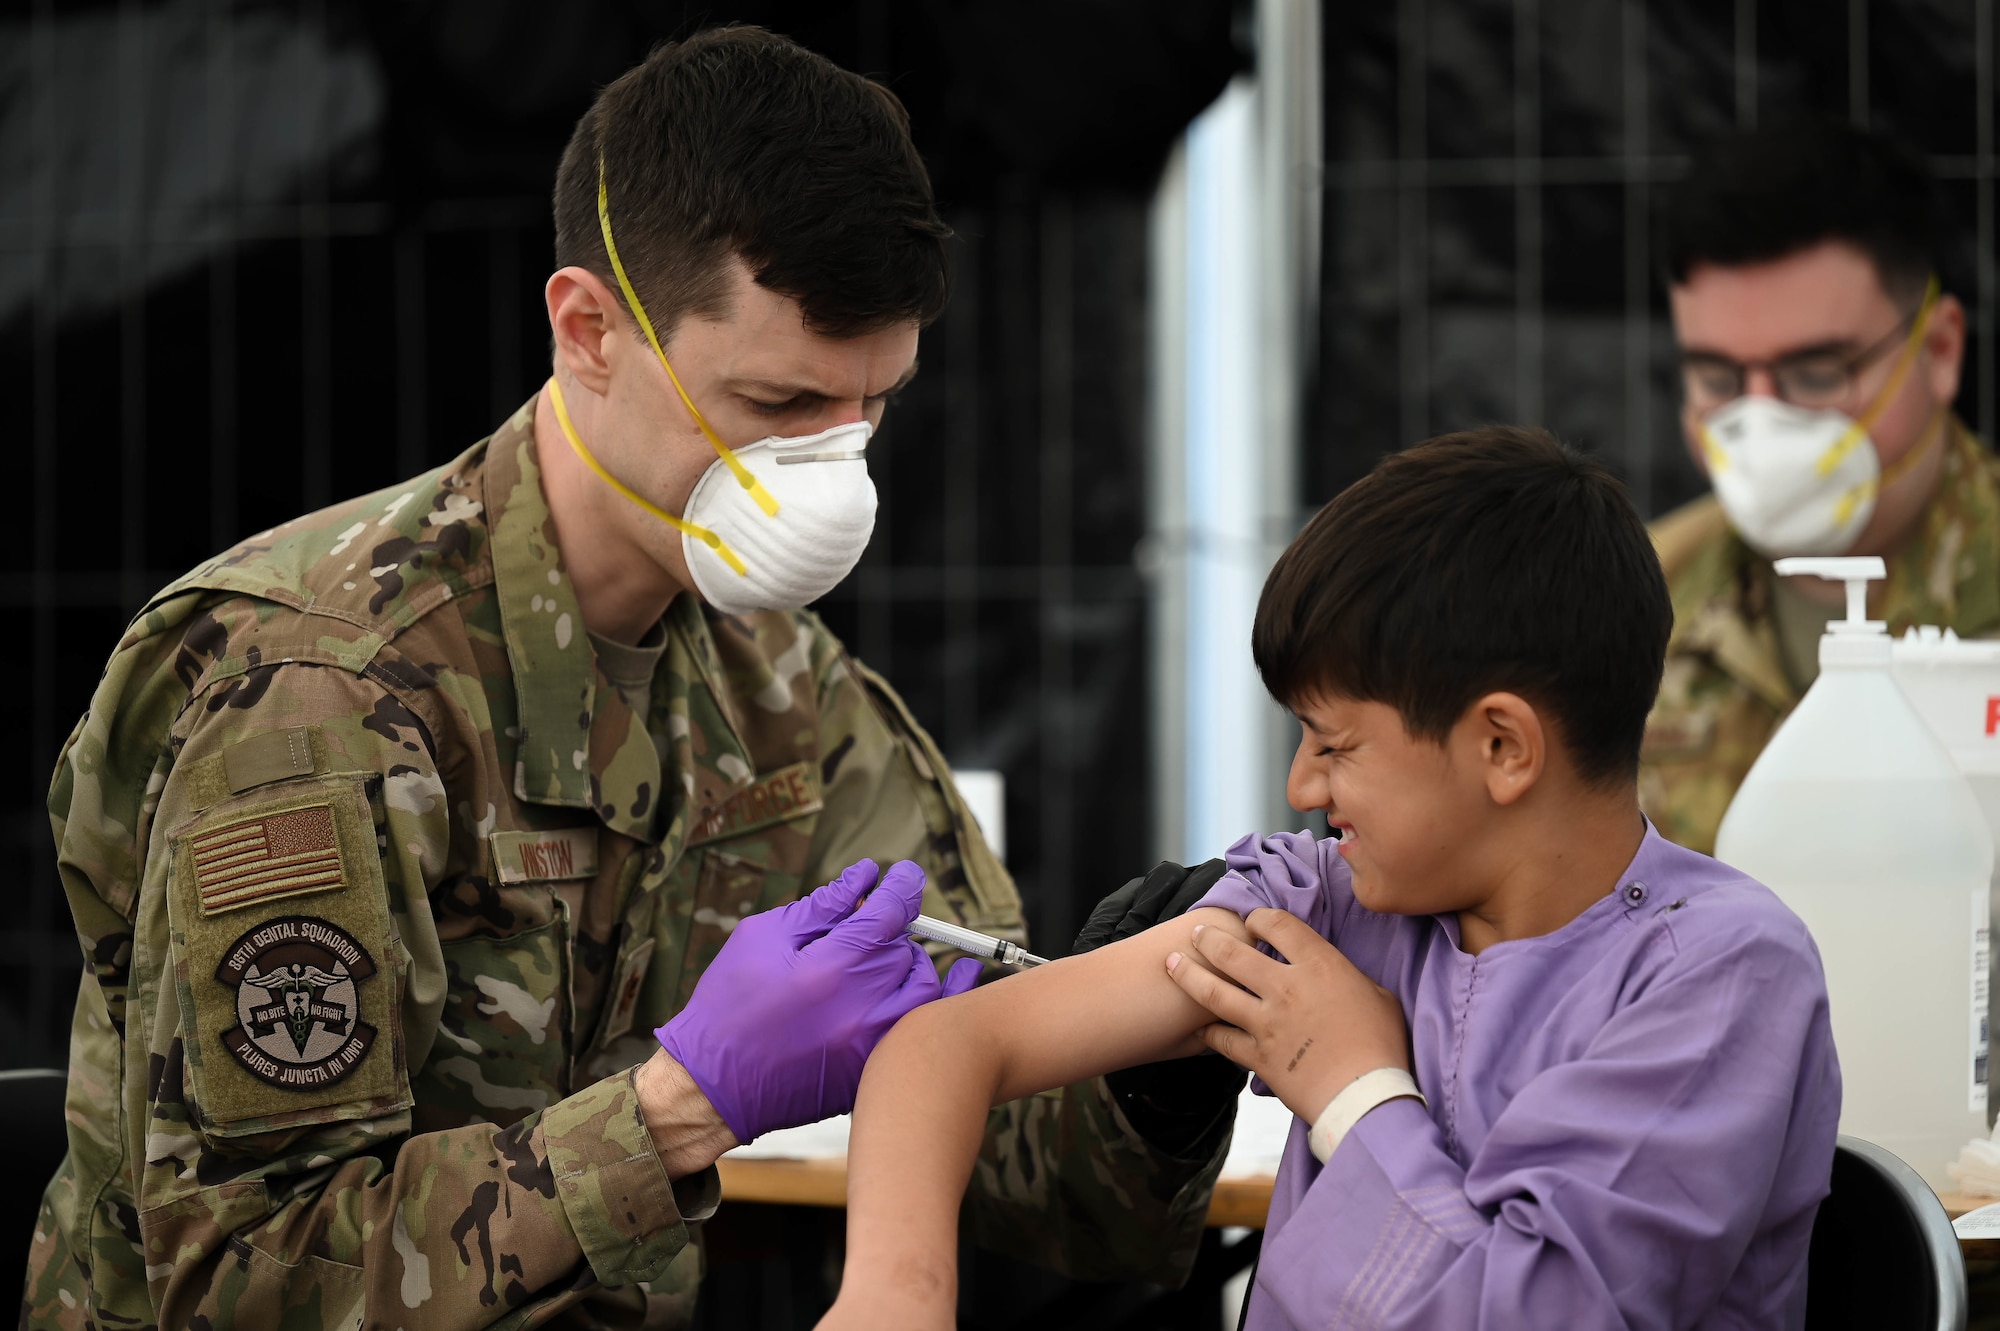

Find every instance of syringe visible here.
[908,915,1049,969]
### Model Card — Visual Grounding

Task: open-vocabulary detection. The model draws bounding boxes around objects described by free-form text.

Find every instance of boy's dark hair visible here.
[1253,427,1671,786]
[1659,117,1942,308]
[553,26,952,341]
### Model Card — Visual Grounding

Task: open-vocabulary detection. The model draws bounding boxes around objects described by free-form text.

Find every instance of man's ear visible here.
[1924,292,1967,405]
[547,266,624,397]
[1463,692,1545,806]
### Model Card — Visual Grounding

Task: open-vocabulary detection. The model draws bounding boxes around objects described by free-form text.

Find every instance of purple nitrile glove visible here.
[654,857,983,1144]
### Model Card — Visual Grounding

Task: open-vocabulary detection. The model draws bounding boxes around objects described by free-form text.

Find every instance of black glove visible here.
[1073,858,1248,1156]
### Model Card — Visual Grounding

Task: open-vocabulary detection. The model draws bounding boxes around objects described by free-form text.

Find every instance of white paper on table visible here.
[1956,1202,2000,1239]
[1222,1086,1297,1177]
[720,1084,1299,1171]
[724,1115,852,1160]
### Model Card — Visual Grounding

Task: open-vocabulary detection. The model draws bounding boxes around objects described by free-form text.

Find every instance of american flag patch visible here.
[193,805,346,917]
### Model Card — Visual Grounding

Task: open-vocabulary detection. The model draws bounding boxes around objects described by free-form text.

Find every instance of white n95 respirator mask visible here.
[678,420,877,614]
[1699,396,1882,558]
[545,380,880,616]
[1697,279,1941,560]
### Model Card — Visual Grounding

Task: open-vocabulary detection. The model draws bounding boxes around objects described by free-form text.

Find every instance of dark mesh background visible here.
[0,0,1242,1070]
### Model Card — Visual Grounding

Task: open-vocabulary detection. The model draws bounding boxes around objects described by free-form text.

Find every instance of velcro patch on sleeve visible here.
[687,761,824,846]
[193,804,346,916]
[490,826,600,883]
[168,773,409,1134]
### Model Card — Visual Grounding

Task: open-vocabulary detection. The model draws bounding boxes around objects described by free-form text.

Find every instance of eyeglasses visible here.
[1679,281,1938,412]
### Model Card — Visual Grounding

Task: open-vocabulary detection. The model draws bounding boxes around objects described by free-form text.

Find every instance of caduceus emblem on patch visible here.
[215,915,379,1090]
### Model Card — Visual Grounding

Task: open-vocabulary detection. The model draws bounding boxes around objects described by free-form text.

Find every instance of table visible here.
[716,1155,1280,1228]
[717,1084,1297,1228]
[1942,1192,1991,1220]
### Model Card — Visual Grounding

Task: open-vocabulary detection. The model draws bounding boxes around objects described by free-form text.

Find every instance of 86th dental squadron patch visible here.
[215,915,379,1091]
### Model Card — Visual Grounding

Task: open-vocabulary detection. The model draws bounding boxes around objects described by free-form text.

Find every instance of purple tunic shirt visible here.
[1197,824,1840,1330]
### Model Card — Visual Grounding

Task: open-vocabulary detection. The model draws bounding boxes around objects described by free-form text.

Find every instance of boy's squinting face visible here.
[1285,694,1500,916]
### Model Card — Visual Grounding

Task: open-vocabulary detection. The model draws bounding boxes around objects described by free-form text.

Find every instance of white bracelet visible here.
[1307,1067,1426,1164]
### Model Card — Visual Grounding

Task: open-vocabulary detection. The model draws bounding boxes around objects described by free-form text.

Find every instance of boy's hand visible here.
[1164,907,1409,1125]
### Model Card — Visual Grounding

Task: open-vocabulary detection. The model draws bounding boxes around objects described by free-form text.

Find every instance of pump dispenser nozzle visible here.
[1774,555,1890,666]
[1773,556,1887,632]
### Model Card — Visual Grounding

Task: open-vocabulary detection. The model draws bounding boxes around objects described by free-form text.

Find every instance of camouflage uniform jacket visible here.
[1641,417,2000,854]
[25,401,1230,1330]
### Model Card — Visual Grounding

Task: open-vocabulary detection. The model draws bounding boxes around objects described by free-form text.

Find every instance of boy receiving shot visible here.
[821,428,1841,1330]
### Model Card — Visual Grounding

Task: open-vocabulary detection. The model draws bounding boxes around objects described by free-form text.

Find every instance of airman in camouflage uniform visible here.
[1641,417,2000,852]
[1638,116,1992,857]
[21,399,1229,1329]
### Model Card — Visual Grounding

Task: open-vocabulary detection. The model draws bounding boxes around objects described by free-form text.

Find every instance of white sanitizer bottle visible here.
[1715,555,1994,1190]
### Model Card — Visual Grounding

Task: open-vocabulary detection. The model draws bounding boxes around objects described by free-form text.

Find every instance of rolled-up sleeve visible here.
[545,1069,718,1288]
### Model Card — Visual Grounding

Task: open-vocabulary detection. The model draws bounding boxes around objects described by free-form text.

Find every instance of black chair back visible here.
[1806,1135,1967,1331]
[1,1068,71,1282]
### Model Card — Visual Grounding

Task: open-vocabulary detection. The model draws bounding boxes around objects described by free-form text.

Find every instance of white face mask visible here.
[1699,396,1882,558]
[680,419,877,614]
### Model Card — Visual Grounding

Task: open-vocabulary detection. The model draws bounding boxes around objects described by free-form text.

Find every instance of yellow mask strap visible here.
[1816,274,1942,478]
[1698,423,1731,474]
[546,376,749,577]
[1835,400,1952,526]
[596,161,780,518]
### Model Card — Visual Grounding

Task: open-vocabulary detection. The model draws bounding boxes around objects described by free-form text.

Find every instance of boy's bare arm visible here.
[821,905,1253,1328]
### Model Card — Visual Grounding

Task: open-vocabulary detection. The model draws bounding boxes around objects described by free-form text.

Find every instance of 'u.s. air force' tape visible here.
[687,762,824,846]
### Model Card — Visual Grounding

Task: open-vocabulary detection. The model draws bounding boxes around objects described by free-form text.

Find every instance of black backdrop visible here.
[0,0,1243,1071]
[1312,0,2000,519]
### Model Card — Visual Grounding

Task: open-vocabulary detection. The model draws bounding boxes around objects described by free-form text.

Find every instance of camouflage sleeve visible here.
[799,650,1021,941]
[800,633,1224,1286]
[28,619,700,1330]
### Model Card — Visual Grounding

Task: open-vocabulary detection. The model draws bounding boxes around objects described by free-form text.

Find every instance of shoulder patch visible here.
[167,773,410,1133]
[687,761,823,846]
[215,916,379,1090]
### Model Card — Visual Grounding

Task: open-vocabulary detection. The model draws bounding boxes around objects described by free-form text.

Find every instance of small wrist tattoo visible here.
[1286,1038,1314,1072]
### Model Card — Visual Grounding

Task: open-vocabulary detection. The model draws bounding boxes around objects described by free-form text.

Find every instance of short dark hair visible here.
[1659,117,1942,307]
[553,26,952,341]
[1253,427,1671,786]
